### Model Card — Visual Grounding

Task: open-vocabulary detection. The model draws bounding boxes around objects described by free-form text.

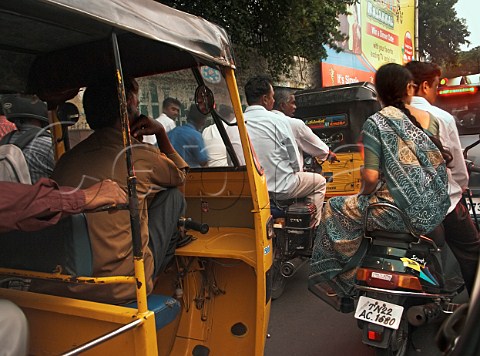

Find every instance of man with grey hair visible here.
[244,75,326,226]
[272,87,335,168]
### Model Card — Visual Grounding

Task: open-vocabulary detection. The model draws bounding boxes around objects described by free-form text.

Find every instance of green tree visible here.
[418,0,469,67]
[158,0,356,77]
[461,47,480,74]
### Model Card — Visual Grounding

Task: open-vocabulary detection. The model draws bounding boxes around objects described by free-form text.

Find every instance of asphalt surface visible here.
[265,250,469,356]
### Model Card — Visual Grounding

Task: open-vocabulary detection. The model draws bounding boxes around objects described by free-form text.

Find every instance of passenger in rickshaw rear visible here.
[31,77,188,305]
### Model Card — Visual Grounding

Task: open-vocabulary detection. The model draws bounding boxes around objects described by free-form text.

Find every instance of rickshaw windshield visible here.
[137,67,245,168]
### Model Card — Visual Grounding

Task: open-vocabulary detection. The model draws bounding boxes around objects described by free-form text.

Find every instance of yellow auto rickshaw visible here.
[0,1,272,355]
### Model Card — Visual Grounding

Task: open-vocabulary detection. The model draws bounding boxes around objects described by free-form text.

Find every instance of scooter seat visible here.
[367,230,415,242]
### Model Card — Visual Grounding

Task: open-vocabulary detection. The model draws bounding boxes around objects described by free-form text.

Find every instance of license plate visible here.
[465,197,480,216]
[354,296,404,330]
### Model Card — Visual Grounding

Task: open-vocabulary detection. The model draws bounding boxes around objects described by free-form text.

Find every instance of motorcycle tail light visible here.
[367,330,383,342]
[356,268,422,291]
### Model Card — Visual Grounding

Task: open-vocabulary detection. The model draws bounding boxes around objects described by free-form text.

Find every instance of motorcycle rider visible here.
[310,63,451,299]
[272,87,336,167]
[406,60,480,295]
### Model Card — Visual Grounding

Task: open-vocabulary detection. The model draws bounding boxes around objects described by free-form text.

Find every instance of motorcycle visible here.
[353,202,464,356]
[270,155,337,299]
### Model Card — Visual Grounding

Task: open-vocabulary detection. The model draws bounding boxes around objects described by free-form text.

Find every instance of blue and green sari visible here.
[309,106,450,297]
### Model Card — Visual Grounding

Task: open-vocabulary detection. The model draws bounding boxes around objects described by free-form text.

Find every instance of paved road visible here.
[265,257,468,356]
[265,263,374,356]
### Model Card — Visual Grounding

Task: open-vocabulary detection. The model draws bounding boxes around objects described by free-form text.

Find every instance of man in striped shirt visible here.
[0,94,54,183]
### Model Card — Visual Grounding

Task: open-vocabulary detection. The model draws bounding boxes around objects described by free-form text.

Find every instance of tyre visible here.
[271,259,287,300]
[375,319,409,356]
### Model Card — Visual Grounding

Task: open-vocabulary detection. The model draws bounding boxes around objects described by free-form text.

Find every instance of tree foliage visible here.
[418,0,470,67]
[158,0,356,77]
[444,47,480,77]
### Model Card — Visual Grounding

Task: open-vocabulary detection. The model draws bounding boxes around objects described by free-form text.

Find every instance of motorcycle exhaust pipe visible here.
[280,257,308,278]
[407,303,443,326]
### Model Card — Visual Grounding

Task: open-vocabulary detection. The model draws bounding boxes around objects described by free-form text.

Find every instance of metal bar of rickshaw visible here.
[0,268,136,284]
[61,318,143,356]
[111,32,148,313]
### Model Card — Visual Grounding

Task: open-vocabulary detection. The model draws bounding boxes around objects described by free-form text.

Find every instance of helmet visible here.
[0,94,48,124]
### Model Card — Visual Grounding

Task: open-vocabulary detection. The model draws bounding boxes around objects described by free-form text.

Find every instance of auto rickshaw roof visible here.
[0,0,234,99]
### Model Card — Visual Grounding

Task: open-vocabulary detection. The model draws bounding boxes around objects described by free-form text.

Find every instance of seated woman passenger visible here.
[309,63,452,298]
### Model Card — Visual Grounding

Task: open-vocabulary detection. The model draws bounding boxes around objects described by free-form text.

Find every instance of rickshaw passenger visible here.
[0,178,126,233]
[202,104,245,166]
[168,104,209,167]
[0,94,54,183]
[0,108,15,140]
[36,77,188,305]
[0,178,126,356]
[143,97,181,144]
[243,75,326,226]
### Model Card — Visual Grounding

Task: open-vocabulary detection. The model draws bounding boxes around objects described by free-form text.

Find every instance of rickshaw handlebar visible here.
[178,217,209,234]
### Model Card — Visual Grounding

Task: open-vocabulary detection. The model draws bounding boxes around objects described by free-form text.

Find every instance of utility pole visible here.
[414,0,419,60]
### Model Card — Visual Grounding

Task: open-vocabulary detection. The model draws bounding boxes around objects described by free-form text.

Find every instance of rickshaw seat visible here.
[124,294,181,330]
[0,214,92,276]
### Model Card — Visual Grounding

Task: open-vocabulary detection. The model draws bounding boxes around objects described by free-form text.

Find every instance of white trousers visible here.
[0,300,28,356]
[273,172,326,226]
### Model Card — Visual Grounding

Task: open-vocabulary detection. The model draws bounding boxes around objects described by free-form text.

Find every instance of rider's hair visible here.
[273,87,294,111]
[83,77,138,130]
[375,63,452,164]
[244,75,273,106]
[404,60,442,89]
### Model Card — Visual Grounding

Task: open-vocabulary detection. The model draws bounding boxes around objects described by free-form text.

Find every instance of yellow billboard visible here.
[322,0,415,87]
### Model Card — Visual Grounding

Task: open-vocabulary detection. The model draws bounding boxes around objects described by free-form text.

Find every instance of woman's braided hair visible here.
[375,63,453,164]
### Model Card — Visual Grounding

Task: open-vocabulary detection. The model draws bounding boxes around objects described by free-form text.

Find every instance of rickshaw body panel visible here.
[0,288,159,355]
[0,1,271,355]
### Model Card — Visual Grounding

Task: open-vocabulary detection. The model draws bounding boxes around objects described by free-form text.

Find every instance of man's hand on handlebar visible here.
[326,151,339,163]
[466,159,480,174]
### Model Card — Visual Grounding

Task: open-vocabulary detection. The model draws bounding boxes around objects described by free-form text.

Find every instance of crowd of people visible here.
[1,59,479,354]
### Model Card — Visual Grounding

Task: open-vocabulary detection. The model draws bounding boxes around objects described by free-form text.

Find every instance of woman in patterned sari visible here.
[309,63,452,300]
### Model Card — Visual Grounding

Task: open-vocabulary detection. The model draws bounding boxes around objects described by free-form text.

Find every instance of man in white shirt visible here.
[143,97,181,145]
[244,75,326,226]
[406,60,480,295]
[202,104,245,167]
[272,87,335,169]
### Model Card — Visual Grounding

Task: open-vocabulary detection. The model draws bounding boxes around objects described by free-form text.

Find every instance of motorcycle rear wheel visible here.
[375,319,409,356]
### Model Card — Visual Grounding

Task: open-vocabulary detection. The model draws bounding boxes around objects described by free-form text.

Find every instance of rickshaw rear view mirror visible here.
[57,102,80,126]
[195,85,214,115]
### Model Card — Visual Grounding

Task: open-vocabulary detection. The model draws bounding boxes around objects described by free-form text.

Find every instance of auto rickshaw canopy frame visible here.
[0,0,235,98]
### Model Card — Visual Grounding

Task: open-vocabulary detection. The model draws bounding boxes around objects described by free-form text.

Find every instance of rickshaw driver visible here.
[36,77,188,305]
